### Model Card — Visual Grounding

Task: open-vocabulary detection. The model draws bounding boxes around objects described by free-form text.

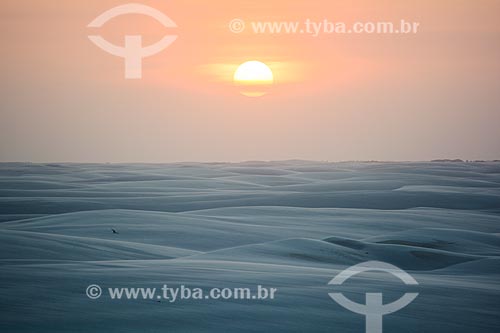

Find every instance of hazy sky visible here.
[1,0,499,162]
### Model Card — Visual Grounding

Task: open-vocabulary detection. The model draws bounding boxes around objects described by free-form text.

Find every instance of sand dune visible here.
[0,162,499,332]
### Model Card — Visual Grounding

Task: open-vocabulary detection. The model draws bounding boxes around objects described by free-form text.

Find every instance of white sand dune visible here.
[364,228,500,256]
[186,237,480,270]
[0,161,499,332]
[0,229,199,262]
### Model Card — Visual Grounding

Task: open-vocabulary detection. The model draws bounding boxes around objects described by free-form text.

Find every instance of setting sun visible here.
[233,61,274,97]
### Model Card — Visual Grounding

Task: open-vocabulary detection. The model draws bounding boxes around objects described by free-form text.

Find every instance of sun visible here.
[233,61,274,97]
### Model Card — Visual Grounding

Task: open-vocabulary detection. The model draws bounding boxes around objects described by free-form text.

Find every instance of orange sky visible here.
[1,0,499,162]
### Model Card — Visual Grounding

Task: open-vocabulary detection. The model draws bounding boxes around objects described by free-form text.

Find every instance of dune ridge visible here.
[0,162,499,332]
